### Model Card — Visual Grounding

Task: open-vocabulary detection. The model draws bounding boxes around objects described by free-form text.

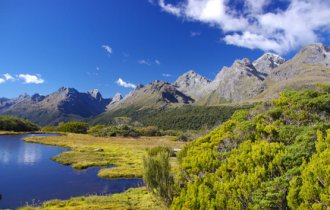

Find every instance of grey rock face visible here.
[202,58,267,102]
[112,93,123,102]
[108,80,194,110]
[107,93,123,108]
[174,70,211,100]
[253,53,286,74]
[88,89,103,101]
[299,43,330,66]
[269,43,330,81]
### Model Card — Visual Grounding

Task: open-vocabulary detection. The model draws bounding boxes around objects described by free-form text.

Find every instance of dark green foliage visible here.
[136,126,161,136]
[143,147,175,207]
[57,121,89,134]
[0,116,39,132]
[92,105,248,131]
[170,89,330,209]
[88,125,140,137]
[140,105,246,130]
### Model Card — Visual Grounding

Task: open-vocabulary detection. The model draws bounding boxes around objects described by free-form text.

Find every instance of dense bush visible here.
[88,125,140,137]
[136,126,161,136]
[0,116,39,132]
[57,121,89,134]
[91,105,248,131]
[164,89,330,209]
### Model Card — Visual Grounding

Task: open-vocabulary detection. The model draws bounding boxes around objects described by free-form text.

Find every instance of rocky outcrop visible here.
[108,80,194,111]
[174,70,211,100]
[253,53,286,74]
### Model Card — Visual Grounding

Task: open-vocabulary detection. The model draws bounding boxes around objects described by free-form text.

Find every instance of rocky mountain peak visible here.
[253,53,286,74]
[295,43,330,66]
[135,84,144,90]
[87,89,103,101]
[174,70,211,100]
[56,87,79,95]
[112,93,123,102]
[31,93,45,102]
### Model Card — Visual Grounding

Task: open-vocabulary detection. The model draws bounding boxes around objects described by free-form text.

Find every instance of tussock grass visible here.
[20,187,166,210]
[23,133,184,178]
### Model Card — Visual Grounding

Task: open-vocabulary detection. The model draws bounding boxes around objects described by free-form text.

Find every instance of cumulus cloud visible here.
[157,0,330,54]
[102,45,113,55]
[116,78,136,89]
[0,78,5,84]
[18,74,45,84]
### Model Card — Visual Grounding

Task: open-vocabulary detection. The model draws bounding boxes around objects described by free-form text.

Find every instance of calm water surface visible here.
[0,134,143,209]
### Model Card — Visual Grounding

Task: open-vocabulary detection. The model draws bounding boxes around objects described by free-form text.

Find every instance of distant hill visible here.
[1,43,329,126]
[0,87,112,125]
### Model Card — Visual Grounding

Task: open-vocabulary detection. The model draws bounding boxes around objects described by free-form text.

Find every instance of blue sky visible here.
[1,0,329,98]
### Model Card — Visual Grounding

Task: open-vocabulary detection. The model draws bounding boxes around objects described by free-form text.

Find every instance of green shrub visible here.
[0,116,39,132]
[41,126,58,132]
[170,89,330,209]
[136,126,160,136]
[88,124,140,137]
[57,121,89,134]
[143,147,175,207]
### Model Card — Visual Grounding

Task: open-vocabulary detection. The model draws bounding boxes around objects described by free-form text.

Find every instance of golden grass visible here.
[20,187,166,210]
[23,133,184,179]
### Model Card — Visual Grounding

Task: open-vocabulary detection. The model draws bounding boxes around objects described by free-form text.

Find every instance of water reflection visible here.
[17,143,42,165]
[0,134,143,209]
[0,149,9,164]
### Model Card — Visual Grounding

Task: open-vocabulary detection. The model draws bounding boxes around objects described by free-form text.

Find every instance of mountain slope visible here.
[256,43,330,100]
[0,87,111,125]
[200,58,268,103]
[173,70,211,100]
[107,80,194,111]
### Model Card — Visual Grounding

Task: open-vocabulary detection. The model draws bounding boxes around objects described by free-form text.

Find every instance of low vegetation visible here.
[23,133,184,178]
[20,187,165,210]
[42,121,89,134]
[143,147,175,207]
[0,116,39,132]
[154,89,330,209]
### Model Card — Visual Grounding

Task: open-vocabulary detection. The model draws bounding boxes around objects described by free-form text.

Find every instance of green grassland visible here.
[20,187,166,210]
[23,133,184,178]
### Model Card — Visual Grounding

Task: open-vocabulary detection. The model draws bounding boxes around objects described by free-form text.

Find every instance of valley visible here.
[0,43,329,210]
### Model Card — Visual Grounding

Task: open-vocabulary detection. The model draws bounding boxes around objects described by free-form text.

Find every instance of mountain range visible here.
[1,43,329,125]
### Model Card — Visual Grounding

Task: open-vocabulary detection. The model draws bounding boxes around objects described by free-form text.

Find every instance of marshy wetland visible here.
[0,133,183,209]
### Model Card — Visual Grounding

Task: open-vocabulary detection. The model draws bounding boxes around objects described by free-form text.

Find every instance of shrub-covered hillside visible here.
[171,89,330,209]
[0,116,39,132]
[92,105,249,131]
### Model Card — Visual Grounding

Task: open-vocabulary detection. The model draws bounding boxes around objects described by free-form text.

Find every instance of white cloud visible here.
[162,73,172,77]
[3,73,15,81]
[138,59,151,66]
[18,74,45,84]
[155,59,161,65]
[0,78,5,84]
[157,0,330,54]
[116,78,136,89]
[190,31,201,37]
[159,0,181,16]
[102,45,113,55]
